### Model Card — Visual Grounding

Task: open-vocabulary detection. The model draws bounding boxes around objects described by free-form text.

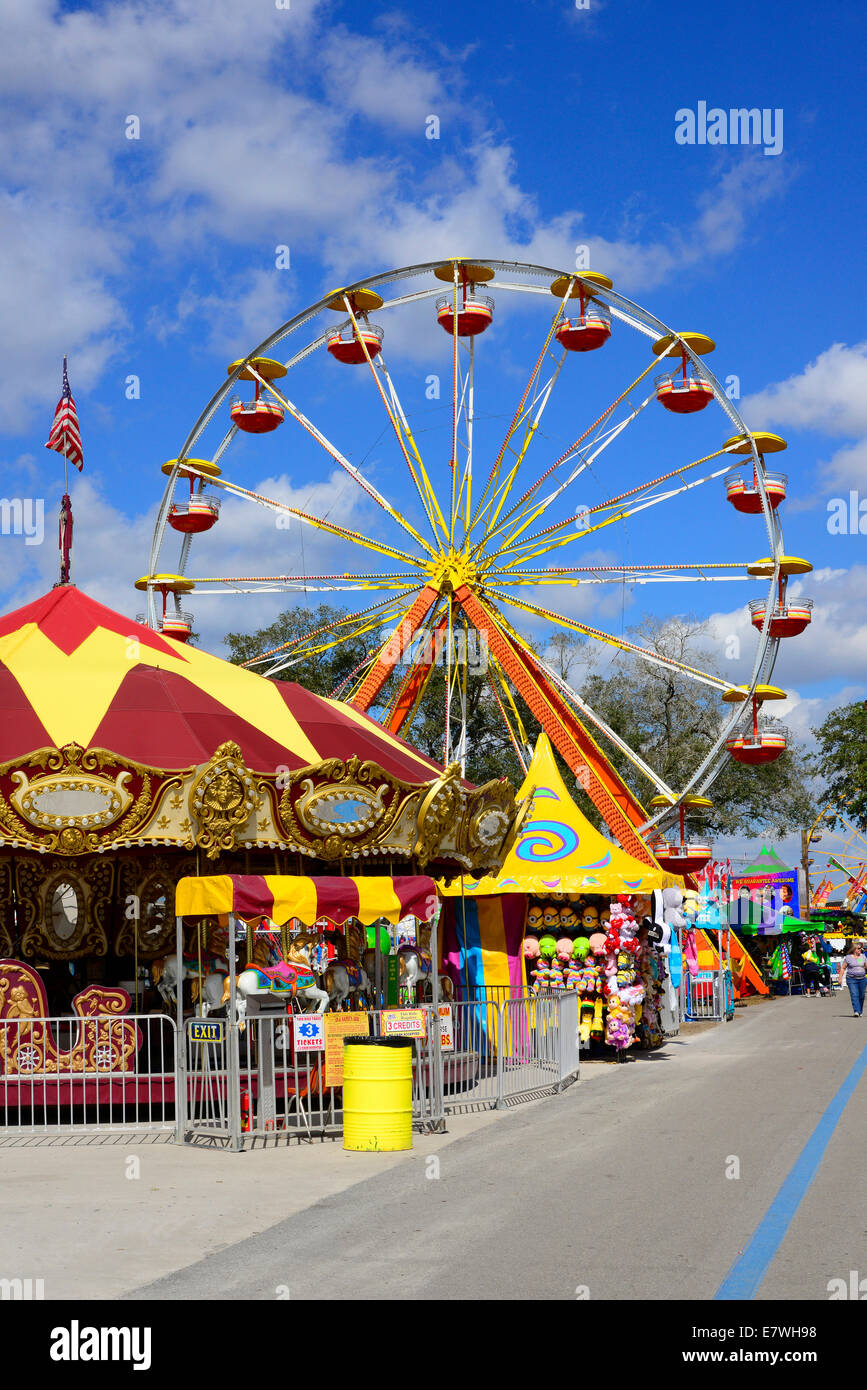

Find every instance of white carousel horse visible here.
[324,959,372,1011]
[152,954,227,1009]
[227,935,330,1025]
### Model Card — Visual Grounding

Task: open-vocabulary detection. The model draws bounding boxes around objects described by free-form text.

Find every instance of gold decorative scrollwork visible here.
[189,741,257,860]
[414,764,463,868]
[276,755,407,861]
[16,855,113,959]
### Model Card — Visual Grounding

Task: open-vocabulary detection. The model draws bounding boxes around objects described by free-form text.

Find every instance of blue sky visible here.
[2,0,866,866]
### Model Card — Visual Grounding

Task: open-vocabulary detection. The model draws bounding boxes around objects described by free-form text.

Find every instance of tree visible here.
[574,614,815,837]
[224,604,528,787]
[809,701,867,830]
[224,605,815,838]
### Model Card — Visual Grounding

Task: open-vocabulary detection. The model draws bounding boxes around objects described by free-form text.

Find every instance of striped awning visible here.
[175,874,438,927]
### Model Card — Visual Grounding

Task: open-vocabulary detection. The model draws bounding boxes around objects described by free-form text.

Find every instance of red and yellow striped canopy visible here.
[175,874,438,926]
[0,586,444,782]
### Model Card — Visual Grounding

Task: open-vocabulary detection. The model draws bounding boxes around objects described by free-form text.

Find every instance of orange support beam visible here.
[350,585,439,712]
[385,616,448,734]
[455,585,658,865]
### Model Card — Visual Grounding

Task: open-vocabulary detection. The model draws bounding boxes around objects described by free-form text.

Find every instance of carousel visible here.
[0,582,521,1015]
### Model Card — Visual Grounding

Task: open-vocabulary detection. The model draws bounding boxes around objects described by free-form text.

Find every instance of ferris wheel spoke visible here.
[519,637,677,800]
[183,465,422,567]
[470,279,576,541]
[487,561,754,586]
[484,359,660,552]
[489,586,729,692]
[473,356,569,550]
[336,297,441,554]
[490,391,655,553]
[259,595,416,680]
[492,454,737,570]
[246,362,434,558]
[377,358,450,543]
[453,586,657,856]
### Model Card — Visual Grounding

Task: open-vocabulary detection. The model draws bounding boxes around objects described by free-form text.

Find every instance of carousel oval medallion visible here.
[296,781,387,839]
[48,880,81,942]
[11,771,131,830]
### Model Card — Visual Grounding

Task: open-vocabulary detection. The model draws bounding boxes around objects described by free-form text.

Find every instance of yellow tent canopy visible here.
[440,734,678,896]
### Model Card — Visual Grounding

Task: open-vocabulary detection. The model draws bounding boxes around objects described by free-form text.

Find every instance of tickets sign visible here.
[293,1014,325,1052]
[382,1008,427,1038]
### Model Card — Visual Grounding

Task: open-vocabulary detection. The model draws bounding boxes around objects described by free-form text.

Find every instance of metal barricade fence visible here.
[682,969,724,1021]
[444,991,579,1112]
[181,1004,446,1146]
[0,1013,177,1135]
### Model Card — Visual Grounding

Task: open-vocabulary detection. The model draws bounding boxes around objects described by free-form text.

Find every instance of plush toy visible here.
[556,936,574,967]
[572,936,591,961]
[599,904,611,928]
[565,956,583,991]
[588,931,607,956]
[580,904,600,935]
[605,994,632,1049]
[538,933,558,961]
[591,996,605,1036]
[579,998,595,1045]
[547,956,566,990]
[531,957,553,992]
[558,904,579,935]
[523,936,541,964]
[542,903,561,934]
[526,902,544,936]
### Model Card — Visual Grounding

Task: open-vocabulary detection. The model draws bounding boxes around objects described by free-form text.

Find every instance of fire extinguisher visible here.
[240,1088,250,1133]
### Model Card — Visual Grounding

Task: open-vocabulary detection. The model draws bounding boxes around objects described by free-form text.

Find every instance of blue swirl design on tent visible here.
[515,819,579,862]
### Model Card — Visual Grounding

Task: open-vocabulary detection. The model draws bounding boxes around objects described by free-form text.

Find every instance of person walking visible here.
[841,941,867,1017]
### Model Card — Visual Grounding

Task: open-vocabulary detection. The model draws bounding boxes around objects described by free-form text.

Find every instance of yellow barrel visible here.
[343,1037,413,1152]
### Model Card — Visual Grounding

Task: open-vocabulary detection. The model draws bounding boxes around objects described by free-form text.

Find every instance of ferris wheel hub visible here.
[427,548,480,595]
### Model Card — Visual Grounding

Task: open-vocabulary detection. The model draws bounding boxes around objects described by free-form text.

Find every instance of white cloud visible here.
[706,565,867,733]
[742,341,867,439]
[0,2,797,439]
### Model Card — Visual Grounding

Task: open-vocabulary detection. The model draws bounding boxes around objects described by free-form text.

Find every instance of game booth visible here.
[438,736,684,1067]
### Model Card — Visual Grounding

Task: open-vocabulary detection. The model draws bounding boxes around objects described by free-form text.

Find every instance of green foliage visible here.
[809,701,867,830]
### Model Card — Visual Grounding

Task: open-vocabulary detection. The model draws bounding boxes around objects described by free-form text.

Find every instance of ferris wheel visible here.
[141,258,813,872]
[807,808,867,909]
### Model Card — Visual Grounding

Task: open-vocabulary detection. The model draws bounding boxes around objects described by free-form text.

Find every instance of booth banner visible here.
[440,894,526,1000]
[729,870,799,930]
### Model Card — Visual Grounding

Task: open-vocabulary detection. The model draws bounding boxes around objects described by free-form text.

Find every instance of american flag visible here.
[45,358,83,471]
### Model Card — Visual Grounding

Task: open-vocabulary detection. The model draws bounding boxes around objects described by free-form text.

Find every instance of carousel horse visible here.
[152,954,227,1010]
[0,959,142,1075]
[228,932,330,1025]
[324,957,372,1011]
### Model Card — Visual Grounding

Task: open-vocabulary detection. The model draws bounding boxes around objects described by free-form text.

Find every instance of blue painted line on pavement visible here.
[715,1035,867,1300]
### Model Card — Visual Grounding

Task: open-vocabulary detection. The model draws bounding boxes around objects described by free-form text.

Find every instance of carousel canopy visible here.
[0,585,442,780]
[439,734,676,896]
[176,873,437,926]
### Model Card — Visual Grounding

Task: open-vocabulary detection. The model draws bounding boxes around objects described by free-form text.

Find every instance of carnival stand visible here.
[439,736,681,1062]
[174,873,444,1147]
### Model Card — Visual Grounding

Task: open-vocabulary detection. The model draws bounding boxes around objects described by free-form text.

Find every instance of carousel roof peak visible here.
[0,582,448,783]
[0,583,180,661]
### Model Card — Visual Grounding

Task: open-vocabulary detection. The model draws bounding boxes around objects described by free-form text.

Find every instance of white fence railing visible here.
[181,1005,444,1147]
